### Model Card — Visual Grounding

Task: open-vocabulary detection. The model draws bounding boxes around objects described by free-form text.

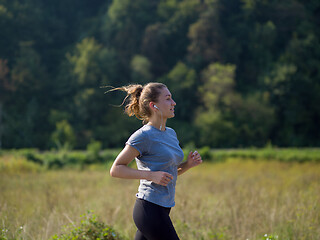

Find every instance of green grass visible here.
[0,155,319,239]
[209,147,320,163]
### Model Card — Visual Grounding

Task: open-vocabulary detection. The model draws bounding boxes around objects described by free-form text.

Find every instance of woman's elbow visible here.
[109,165,117,177]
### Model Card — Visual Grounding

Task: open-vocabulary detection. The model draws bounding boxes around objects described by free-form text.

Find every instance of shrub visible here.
[0,226,24,240]
[50,120,76,151]
[100,149,120,163]
[261,234,279,240]
[87,140,103,163]
[198,146,212,161]
[50,211,123,240]
[0,155,43,174]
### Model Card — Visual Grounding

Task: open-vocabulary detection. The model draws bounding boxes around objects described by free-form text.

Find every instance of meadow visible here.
[0,151,319,240]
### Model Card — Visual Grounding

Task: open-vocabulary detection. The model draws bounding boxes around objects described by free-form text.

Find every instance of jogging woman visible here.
[109,82,202,240]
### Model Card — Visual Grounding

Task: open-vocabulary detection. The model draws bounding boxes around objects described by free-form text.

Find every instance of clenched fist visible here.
[149,171,173,186]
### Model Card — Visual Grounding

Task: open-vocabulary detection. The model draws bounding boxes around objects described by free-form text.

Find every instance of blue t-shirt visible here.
[126,125,184,207]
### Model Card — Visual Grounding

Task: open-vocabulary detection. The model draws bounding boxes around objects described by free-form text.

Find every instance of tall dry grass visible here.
[0,159,319,240]
[174,159,320,240]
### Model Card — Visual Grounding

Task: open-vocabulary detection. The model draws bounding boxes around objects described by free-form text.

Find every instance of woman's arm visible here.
[110,144,173,186]
[178,151,202,176]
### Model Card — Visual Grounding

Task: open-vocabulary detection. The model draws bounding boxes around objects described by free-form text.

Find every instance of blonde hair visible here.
[106,82,167,123]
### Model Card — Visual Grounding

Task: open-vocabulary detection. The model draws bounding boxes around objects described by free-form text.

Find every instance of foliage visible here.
[50,211,122,240]
[87,140,103,163]
[196,63,275,147]
[50,120,76,151]
[261,234,279,240]
[130,55,152,83]
[0,155,43,174]
[0,148,119,170]
[0,226,24,240]
[2,148,320,172]
[210,147,320,163]
[1,0,320,149]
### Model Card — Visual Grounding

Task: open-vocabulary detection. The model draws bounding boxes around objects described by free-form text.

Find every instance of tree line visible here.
[0,0,319,149]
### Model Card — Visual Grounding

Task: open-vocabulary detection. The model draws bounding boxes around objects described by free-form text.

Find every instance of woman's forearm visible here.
[110,164,151,180]
[177,161,191,176]
[110,164,174,186]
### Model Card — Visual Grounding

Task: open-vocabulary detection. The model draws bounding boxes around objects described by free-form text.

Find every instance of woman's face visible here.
[154,87,176,119]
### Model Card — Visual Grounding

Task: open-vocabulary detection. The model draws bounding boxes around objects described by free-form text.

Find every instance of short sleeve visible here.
[126,129,150,156]
[168,127,178,138]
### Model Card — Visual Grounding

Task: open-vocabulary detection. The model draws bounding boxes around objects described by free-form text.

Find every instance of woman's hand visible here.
[149,171,173,186]
[177,150,203,176]
[186,151,203,169]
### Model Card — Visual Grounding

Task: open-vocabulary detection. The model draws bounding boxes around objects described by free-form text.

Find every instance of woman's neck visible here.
[147,117,167,131]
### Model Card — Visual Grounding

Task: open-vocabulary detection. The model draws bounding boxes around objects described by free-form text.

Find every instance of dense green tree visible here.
[1,0,319,149]
[266,33,320,146]
[102,0,158,62]
[51,120,76,150]
[4,42,49,148]
[142,0,201,76]
[0,59,11,149]
[187,4,224,69]
[161,61,198,145]
[196,63,275,147]
[130,55,153,83]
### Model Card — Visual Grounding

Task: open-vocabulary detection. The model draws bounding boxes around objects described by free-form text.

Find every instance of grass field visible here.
[0,158,319,240]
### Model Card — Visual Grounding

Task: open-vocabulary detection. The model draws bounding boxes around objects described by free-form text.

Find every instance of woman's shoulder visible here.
[129,125,151,139]
[165,126,177,136]
[130,125,177,138]
[165,126,174,132]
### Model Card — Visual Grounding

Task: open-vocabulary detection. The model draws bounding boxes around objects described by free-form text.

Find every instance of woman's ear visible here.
[149,102,156,110]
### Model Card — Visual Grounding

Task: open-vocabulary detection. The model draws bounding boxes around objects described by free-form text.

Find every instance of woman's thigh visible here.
[133,199,179,240]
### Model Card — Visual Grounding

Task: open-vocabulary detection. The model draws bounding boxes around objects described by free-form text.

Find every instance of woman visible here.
[109,82,202,240]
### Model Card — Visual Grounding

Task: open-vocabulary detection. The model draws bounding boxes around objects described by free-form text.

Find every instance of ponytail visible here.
[123,84,144,119]
[104,82,166,123]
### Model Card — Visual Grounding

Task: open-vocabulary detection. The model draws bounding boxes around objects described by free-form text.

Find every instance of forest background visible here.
[1,1,320,239]
[0,0,320,150]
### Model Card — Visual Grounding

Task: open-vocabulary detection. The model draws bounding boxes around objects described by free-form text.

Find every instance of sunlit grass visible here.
[174,159,320,239]
[0,159,319,239]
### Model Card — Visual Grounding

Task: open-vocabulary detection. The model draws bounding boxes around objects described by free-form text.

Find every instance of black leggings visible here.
[133,198,180,240]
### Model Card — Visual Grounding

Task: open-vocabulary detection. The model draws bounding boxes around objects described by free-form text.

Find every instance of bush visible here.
[0,226,24,240]
[261,234,279,240]
[209,148,320,163]
[87,140,102,163]
[50,211,123,240]
[198,146,212,161]
[100,149,120,162]
[50,120,76,151]
[0,155,43,174]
